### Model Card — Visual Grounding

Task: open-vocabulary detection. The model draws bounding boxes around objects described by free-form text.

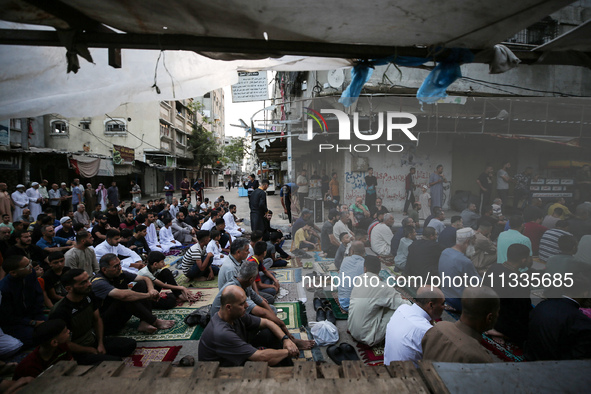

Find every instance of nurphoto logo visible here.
[305,109,418,153]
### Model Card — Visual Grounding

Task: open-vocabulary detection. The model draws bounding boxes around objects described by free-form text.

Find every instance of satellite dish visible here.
[327,69,344,88]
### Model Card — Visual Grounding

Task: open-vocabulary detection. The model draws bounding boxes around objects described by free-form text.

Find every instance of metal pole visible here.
[287,123,292,183]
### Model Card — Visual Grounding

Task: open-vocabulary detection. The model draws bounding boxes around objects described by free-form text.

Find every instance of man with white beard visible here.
[26,182,43,221]
[438,228,480,312]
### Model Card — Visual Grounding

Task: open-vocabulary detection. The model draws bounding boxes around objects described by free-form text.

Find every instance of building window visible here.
[80,121,91,130]
[50,120,68,136]
[10,119,22,130]
[104,119,127,134]
[176,130,186,146]
[160,122,171,139]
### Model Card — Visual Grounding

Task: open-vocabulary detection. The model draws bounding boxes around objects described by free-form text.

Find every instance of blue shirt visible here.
[71,186,82,204]
[496,229,532,264]
[438,227,457,248]
[438,248,481,301]
[36,236,69,250]
[338,254,365,310]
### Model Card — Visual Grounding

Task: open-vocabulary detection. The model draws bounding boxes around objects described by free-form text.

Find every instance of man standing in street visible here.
[130,181,141,204]
[476,165,493,214]
[107,182,119,207]
[429,165,446,211]
[365,167,378,212]
[11,184,29,220]
[192,178,205,202]
[0,182,13,222]
[496,161,512,204]
[38,180,49,212]
[163,181,174,205]
[249,180,269,233]
[296,170,309,211]
[403,167,416,215]
[180,177,190,200]
[71,180,83,212]
[26,182,43,222]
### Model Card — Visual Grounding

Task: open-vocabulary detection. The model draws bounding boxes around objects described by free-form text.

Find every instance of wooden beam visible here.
[1,29,588,66]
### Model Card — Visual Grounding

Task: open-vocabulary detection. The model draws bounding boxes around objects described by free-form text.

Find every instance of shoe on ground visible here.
[316,308,326,322]
[325,308,336,325]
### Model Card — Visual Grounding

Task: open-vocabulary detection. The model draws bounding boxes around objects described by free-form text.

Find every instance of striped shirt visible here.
[181,243,204,274]
[538,229,572,262]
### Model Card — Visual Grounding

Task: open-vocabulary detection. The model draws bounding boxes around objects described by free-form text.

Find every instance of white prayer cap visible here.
[456,227,476,243]
[60,216,71,224]
[31,182,39,186]
[16,184,25,188]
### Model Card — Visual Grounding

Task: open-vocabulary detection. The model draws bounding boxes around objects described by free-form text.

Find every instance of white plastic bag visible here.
[310,320,339,346]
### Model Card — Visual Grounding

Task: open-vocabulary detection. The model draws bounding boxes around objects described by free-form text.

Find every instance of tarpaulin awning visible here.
[0,0,585,119]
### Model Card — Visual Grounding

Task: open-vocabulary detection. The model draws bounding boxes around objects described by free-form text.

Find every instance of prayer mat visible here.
[175,273,219,288]
[163,249,183,257]
[116,308,203,342]
[123,345,182,367]
[480,334,525,362]
[273,268,302,283]
[323,290,349,320]
[288,329,317,361]
[312,251,334,262]
[356,342,384,366]
[378,255,396,267]
[275,302,302,330]
[275,282,306,303]
[164,255,183,268]
[174,287,218,309]
[313,260,337,274]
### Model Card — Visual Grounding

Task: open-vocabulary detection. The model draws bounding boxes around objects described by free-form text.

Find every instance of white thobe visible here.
[26,187,42,221]
[144,223,164,252]
[223,211,243,237]
[206,239,225,266]
[94,240,142,274]
[159,226,179,252]
[11,191,29,219]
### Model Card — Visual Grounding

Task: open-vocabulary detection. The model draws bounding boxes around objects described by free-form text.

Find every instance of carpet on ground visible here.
[356,342,384,366]
[115,308,203,342]
[323,290,349,319]
[313,260,337,273]
[312,251,334,262]
[275,282,306,303]
[288,329,318,361]
[273,268,302,283]
[123,345,182,367]
[164,255,183,268]
[175,273,219,288]
[275,302,305,330]
[174,287,218,309]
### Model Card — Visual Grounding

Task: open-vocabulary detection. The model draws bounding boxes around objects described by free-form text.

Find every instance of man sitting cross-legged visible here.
[248,241,280,305]
[209,263,314,354]
[199,285,299,367]
[91,253,175,335]
[348,256,410,346]
[49,268,137,365]
[180,230,216,281]
[12,319,72,380]
[139,251,199,309]
[94,229,145,274]
[384,286,445,366]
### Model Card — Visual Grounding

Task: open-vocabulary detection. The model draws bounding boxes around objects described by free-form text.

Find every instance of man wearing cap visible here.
[91,214,110,247]
[11,184,28,220]
[438,227,481,311]
[56,217,76,241]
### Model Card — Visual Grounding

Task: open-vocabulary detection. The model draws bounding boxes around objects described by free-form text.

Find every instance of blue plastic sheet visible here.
[416,48,474,104]
[339,56,429,107]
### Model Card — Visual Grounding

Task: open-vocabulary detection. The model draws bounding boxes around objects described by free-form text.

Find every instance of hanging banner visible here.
[231,71,269,102]
[112,145,135,165]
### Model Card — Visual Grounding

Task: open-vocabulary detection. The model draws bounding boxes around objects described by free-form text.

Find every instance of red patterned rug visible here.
[355,342,384,366]
[123,346,182,367]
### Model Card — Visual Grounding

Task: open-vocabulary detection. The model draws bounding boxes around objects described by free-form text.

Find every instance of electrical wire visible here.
[461,76,583,97]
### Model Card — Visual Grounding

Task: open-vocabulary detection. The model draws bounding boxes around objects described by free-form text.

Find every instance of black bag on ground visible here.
[184,304,211,327]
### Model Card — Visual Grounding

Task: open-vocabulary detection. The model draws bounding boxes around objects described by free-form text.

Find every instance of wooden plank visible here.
[341,360,365,379]
[215,367,242,379]
[87,361,126,378]
[242,361,268,379]
[39,360,78,377]
[139,362,172,379]
[190,361,220,379]
[319,364,341,379]
[418,360,451,394]
[268,366,298,381]
[118,367,143,379]
[369,365,391,378]
[70,365,94,376]
[168,366,194,379]
[292,360,317,379]
[402,376,430,394]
